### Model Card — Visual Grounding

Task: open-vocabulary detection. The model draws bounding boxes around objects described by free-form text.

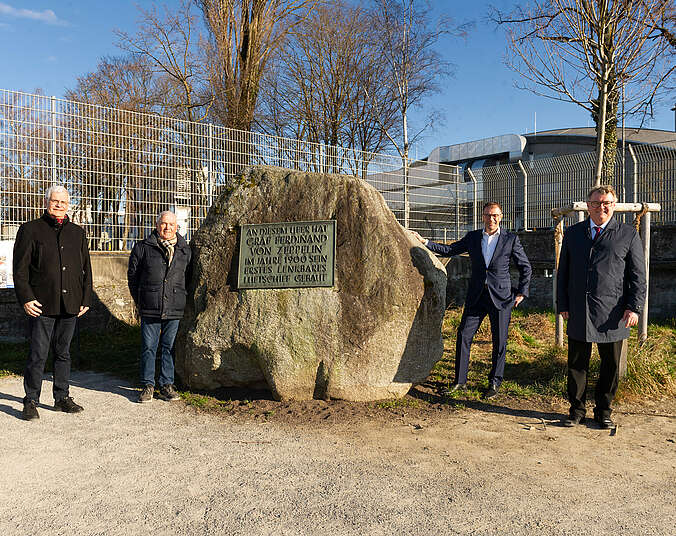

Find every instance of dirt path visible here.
[1,371,674,536]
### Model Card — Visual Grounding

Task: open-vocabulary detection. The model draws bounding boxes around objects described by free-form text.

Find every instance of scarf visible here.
[158,234,178,266]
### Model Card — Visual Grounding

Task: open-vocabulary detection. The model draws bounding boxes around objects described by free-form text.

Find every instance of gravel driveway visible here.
[1,372,674,535]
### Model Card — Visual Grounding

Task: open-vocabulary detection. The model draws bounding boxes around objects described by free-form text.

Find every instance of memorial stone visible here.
[175,166,447,401]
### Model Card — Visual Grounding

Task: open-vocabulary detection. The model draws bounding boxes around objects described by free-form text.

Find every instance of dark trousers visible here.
[567,337,623,419]
[140,317,180,387]
[24,314,77,403]
[455,287,512,387]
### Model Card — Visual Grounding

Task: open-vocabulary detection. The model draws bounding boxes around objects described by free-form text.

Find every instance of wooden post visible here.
[554,218,564,347]
[639,211,651,344]
[619,338,628,378]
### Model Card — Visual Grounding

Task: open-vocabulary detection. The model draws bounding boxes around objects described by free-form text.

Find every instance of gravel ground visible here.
[1,371,675,536]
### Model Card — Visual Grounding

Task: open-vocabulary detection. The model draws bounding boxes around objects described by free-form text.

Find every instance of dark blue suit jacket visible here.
[426,229,532,311]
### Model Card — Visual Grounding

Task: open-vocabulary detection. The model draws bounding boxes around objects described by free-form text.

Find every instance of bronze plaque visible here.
[238,220,335,289]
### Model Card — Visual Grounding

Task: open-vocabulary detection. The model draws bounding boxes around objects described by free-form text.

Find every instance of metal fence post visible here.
[51,96,57,185]
[628,144,638,203]
[467,167,478,230]
[404,159,410,229]
[517,160,528,230]
[455,176,459,239]
[208,123,214,208]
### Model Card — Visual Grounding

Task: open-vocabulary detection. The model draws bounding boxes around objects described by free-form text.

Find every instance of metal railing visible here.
[1,89,675,251]
[0,89,463,250]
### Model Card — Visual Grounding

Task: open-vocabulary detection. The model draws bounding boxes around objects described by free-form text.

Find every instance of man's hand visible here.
[560,311,569,320]
[78,306,90,318]
[409,230,426,244]
[514,294,524,308]
[23,300,42,317]
[623,309,639,328]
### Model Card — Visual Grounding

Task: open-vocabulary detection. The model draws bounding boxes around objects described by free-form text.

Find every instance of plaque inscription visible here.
[238,220,335,289]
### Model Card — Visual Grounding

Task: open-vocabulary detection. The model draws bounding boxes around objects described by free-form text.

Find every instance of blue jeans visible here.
[140,317,180,387]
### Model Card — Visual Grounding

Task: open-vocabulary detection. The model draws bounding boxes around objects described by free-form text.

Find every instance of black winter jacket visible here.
[13,213,93,316]
[127,231,191,320]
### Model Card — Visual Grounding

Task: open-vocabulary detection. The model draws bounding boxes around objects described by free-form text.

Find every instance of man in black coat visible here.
[557,185,646,428]
[13,185,92,421]
[411,202,532,398]
[127,211,191,403]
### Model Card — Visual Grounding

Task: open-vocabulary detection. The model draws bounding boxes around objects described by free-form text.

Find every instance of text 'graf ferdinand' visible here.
[237,220,336,289]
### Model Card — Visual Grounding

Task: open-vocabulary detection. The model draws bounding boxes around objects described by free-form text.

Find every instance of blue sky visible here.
[1,0,674,159]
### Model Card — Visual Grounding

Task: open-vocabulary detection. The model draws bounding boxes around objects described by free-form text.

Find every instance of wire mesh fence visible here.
[471,144,675,230]
[1,89,675,252]
[0,89,464,250]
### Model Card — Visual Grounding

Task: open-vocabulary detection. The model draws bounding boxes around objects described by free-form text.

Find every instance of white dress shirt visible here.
[482,228,500,268]
[589,219,609,239]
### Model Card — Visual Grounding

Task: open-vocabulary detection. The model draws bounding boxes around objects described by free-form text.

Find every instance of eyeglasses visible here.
[588,201,614,208]
[482,213,502,219]
[49,199,69,206]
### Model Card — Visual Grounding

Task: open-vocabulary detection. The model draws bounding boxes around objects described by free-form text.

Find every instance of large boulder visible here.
[176,166,446,401]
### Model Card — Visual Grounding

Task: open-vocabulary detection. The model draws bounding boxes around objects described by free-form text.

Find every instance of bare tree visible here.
[369,0,470,227]
[197,0,319,131]
[256,1,398,175]
[115,0,211,123]
[492,0,675,185]
[114,0,215,235]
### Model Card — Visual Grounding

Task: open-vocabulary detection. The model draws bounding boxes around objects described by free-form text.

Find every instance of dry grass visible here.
[432,307,676,403]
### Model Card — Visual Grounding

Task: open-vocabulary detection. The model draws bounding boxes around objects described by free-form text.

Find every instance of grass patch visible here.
[431,308,676,403]
[0,322,141,383]
[1,310,673,407]
[619,321,676,401]
[374,397,420,410]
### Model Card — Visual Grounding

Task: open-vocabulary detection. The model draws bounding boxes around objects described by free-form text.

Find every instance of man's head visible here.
[156,211,178,241]
[587,185,617,226]
[44,185,70,219]
[482,202,503,235]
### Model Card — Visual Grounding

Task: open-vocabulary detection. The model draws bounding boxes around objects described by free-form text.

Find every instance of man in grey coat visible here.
[557,185,646,428]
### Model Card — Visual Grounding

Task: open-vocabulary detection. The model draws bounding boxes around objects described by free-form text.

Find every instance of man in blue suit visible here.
[411,202,531,398]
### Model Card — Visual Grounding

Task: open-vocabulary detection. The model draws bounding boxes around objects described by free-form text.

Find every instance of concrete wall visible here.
[444,226,676,320]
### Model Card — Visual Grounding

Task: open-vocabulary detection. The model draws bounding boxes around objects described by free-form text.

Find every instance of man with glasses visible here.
[13,185,92,421]
[557,185,645,428]
[411,202,531,398]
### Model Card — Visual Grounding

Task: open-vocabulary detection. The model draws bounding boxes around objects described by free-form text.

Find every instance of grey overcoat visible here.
[556,217,646,343]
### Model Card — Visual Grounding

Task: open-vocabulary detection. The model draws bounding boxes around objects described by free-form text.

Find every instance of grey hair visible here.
[156,210,177,225]
[44,184,69,205]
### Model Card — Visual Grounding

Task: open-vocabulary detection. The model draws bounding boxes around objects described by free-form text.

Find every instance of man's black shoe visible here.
[563,414,585,427]
[22,400,39,421]
[158,384,180,401]
[595,415,614,429]
[482,386,499,399]
[444,383,467,394]
[54,396,84,413]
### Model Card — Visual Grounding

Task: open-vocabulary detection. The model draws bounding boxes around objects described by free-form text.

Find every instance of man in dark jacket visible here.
[128,211,191,403]
[557,185,646,428]
[411,202,532,398]
[13,185,92,421]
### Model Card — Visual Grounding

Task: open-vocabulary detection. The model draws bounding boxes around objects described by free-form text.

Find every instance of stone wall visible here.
[2,225,673,342]
[0,252,136,342]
